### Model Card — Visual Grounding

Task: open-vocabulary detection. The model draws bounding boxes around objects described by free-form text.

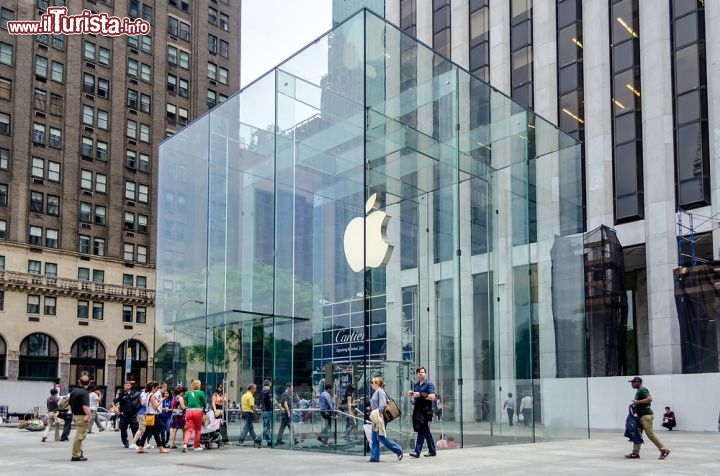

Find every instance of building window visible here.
[0,148,9,169]
[79,235,90,254]
[138,184,149,203]
[219,39,229,58]
[126,119,137,139]
[30,191,43,213]
[44,297,56,316]
[0,220,6,240]
[49,127,61,148]
[137,245,147,263]
[220,12,229,31]
[94,205,106,225]
[125,181,136,200]
[28,260,41,274]
[27,295,40,314]
[92,302,104,320]
[77,300,89,319]
[137,276,147,288]
[138,214,148,233]
[96,173,107,193]
[33,122,45,145]
[0,41,14,65]
[139,123,150,142]
[29,226,42,245]
[47,195,59,215]
[45,228,58,248]
[140,63,151,82]
[124,212,135,231]
[50,61,64,83]
[208,62,217,80]
[0,112,9,135]
[0,8,13,29]
[81,170,92,190]
[0,183,7,206]
[92,269,104,283]
[18,333,58,380]
[0,77,11,100]
[128,58,138,78]
[45,262,57,277]
[124,243,134,260]
[208,7,218,25]
[140,93,150,113]
[93,238,105,256]
[78,267,90,281]
[136,306,147,323]
[123,305,133,323]
[123,274,134,287]
[208,34,217,54]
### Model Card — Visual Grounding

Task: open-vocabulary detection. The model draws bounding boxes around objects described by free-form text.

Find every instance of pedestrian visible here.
[341,384,357,441]
[136,381,168,454]
[661,406,676,431]
[260,379,274,447]
[159,388,173,447]
[168,386,186,449]
[520,392,532,426]
[503,392,515,426]
[69,375,92,462]
[182,379,207,452]
[276,383,298,445]
[88,387,105,433]
[41,388,60,443]
[481,393,490,422]
[113,381,140,448]
[408,366,436,458]
[238,383,262,448]
[624,376,670,460]
[367,377,403,462]
[317,384,334,446]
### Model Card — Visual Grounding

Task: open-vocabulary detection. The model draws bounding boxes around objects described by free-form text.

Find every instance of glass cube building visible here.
[156,9,586,451]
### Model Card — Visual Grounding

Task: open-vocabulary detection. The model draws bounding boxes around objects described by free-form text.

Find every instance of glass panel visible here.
[674,12,698,48]
[157,8,586,454]
[674,44,702,94]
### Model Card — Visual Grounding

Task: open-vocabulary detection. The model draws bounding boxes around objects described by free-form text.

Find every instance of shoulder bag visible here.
[382,391,402,422]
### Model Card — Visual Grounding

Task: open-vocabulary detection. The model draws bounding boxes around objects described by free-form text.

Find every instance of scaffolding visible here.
[583,225,628,377]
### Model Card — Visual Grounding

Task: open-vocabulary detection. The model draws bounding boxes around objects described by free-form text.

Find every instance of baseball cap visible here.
[628,376,642,383]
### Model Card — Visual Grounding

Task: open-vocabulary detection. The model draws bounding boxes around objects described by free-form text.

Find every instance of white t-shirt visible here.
[89,391,100,411]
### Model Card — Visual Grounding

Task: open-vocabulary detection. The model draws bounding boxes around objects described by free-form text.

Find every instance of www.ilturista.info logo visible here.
[7,7,151,36]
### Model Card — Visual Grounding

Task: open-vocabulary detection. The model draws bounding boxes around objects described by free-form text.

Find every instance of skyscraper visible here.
[0,0,239,393]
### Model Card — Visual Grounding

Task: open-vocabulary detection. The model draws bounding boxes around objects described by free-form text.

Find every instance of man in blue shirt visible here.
[317,384,334,446]
[408,367,436,458]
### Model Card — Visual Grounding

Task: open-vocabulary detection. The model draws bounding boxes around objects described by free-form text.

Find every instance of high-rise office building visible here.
[367,0,718,379]
[0,0,239,394]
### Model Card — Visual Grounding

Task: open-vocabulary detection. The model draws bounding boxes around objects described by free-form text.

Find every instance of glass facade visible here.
[157,10,586,452]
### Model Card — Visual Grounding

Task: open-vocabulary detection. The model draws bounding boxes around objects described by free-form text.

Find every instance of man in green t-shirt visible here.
[625,376,670,460]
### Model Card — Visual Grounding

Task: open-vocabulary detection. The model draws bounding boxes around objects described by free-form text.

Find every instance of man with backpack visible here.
[113,381,140,448]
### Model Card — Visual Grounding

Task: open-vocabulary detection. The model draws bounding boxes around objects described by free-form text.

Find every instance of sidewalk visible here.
[0,427,717,475]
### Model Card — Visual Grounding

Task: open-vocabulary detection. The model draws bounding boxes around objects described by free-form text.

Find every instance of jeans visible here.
[506,408,514,425]
[343,415,356,439]
[370,422,402,461]
[239,412,260,444]
[413,420,435,455]
[60,412,72,440]
[261,411,272,444]
[119,414,139,446]
[521,409,531,426]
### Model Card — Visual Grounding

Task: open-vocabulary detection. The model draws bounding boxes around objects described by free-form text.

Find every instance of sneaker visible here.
[625,452,640,459]
[145,445,154,449]
[194,446,204,451]
[182,444,187,453]
[41,436,47,443]
[658,449,670,460]
[99,428,106,432]
[129,444,138,449]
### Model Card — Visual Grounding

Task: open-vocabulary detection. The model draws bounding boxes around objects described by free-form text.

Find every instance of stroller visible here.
[199,409,224,449]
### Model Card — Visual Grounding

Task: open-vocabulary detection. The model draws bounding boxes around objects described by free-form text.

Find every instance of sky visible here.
[241,0,333,88]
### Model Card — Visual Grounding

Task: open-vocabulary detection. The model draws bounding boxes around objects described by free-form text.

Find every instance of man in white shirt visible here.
[519,393,532,426]
[88,387,105,433]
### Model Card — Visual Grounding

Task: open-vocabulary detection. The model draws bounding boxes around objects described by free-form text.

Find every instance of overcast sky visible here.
[241,0,333,87]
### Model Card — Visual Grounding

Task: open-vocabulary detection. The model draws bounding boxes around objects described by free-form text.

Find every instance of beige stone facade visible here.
[0,0,239,394]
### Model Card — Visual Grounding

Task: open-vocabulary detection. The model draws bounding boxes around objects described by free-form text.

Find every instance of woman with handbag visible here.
[136,381,168,454]
[182,379,207,452]
[368,377,404,463]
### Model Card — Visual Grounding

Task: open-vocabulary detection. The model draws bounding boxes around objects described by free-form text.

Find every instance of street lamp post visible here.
[124,331,142,382]
[172,299,204,385]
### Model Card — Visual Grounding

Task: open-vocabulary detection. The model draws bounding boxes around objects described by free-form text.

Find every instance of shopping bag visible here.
[363,423,373,444]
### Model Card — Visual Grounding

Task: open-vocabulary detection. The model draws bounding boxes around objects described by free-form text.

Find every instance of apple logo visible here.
[343,193,394,272]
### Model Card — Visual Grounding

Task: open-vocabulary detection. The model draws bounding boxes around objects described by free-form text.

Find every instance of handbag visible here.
[382,393,402,423]
[171,408,185,418]
[145,414,155,426]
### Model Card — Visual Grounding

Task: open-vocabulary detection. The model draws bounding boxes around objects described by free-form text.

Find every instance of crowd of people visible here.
[42,370,440,464]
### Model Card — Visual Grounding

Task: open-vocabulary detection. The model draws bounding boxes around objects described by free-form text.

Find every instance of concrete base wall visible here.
[589,374,720,432]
